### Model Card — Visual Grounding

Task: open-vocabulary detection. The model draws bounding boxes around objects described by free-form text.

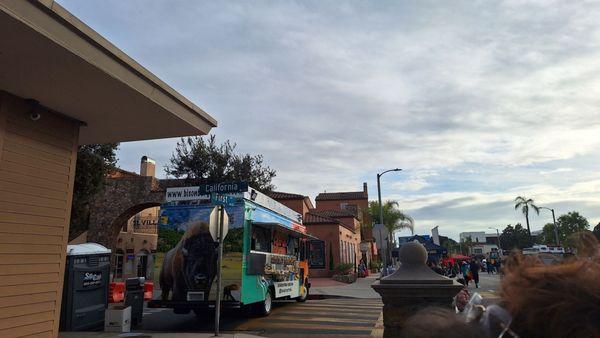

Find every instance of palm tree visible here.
[514,196,539,241]
[368,200,414,243]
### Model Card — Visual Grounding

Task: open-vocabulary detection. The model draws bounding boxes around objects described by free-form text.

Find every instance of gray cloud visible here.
[59,0,600,240]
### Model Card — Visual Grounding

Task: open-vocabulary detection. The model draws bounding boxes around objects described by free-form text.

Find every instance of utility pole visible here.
[540,207,560,246]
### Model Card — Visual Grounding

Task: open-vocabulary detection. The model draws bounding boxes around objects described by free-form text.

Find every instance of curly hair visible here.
[500,233,600,338]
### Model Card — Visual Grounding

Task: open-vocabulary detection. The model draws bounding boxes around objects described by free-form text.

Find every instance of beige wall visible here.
[0,92,79,337]
[114,207,158,280]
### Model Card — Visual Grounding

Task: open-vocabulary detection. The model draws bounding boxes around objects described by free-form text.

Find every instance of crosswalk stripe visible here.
[267,318,375,328]
[267,315,376,324]
[294,305,381,313]
[270,311,380,321]
[261,327,372,335]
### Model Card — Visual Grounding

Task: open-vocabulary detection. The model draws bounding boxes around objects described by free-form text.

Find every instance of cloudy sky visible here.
[59,0,600,240]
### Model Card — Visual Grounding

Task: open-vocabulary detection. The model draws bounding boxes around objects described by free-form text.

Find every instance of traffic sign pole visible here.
[214,205,224,336]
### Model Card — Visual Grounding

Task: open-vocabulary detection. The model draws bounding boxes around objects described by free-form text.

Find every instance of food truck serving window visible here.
[251,226,271,253]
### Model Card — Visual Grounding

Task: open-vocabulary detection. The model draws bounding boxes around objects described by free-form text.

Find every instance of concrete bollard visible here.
[371,241,463,337]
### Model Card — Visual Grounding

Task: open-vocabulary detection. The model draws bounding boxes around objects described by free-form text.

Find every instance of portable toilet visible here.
[60,243,111,331]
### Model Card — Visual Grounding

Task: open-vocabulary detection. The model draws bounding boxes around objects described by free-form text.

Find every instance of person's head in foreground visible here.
[400,231,600,338]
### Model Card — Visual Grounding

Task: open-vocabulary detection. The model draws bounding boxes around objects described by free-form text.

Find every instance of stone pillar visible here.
[372,241,463,337]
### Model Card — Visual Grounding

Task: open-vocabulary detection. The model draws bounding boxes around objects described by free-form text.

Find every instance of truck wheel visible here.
[296,285,309,302]
[254,289,273,316]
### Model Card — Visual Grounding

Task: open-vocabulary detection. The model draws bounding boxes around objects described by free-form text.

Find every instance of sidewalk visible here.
[59,333,262,338]
[310,273,381,299]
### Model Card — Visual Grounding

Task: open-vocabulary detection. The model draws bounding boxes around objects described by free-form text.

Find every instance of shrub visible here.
[369,260,382,270]
[337,263,354,275]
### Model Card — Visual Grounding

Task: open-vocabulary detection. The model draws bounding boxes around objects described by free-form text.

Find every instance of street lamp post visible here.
[377,168,402,266]
[539,207,559,246]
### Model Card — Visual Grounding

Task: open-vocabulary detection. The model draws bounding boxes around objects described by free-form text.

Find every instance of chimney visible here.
[363,182,368,194]
[140,156,156,177]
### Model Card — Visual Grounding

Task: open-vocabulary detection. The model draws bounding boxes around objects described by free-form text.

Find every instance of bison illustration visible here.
[159,221,218,301]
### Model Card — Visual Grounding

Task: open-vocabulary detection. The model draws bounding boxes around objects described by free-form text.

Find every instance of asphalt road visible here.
[132,274,499,337]
[464,272,502,305]
[137,298,382,337]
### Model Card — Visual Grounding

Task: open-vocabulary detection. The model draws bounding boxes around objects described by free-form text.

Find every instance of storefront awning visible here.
[252,222,319,240]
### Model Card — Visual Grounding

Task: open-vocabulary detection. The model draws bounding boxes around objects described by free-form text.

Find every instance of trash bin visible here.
[60,243,111,331]
[124,277,145,326]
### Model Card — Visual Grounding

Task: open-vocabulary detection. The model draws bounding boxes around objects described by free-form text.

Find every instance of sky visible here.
[59,0,600,240]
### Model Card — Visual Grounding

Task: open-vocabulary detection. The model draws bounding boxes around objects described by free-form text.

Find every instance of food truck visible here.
[148,184,314,316]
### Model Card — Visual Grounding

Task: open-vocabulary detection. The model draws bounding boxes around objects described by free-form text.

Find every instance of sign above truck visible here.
[200,181,248,194]
[165,182,248,202]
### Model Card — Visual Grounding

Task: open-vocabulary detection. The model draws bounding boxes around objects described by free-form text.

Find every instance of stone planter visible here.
[332,273,357,283]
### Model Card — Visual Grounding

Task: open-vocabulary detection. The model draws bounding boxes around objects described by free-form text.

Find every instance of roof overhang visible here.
[0,0,217,144]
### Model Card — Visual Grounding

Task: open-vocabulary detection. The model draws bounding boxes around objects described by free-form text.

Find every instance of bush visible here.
[369,260,382,271]
[337,263,354,275]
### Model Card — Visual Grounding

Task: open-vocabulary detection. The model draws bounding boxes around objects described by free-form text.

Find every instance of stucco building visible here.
[459,231,500,256]
[0,1,216,336]
[268,190,368,277]
[303,210,362,277]
[315,183,376,264]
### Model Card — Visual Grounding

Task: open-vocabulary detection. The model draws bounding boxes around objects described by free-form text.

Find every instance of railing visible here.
[133,223,158,234]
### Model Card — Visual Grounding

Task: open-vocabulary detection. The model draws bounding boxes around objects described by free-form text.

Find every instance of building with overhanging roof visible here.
[303,209,362,277]
[0,1,216,335]
[267,191,314,219]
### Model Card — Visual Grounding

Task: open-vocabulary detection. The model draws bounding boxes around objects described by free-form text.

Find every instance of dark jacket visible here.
[469,261,480,274]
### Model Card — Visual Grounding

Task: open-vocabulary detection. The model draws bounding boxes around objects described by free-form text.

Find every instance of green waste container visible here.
[60,243,111,331]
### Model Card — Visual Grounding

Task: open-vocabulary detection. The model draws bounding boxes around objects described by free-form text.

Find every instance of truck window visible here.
[251,226,271,253]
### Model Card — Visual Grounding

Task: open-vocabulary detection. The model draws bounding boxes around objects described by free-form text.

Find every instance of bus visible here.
[148,186,315,316]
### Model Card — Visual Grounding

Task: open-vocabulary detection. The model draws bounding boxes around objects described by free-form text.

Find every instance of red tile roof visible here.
[268,191,306,200]
[311,209,358,219]
[303,212,340,225]
[315,191,367,201]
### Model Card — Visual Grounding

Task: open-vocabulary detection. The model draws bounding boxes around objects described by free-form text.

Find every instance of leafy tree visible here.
[538,223,558,245]
[165,135,276,192]
[367,200,414,238]
[553,212,589,246]
[499,224,530,250]
[594,222,600,241]
[459,236,474,256]
[70,144,119,240]
[514,196,540,243]
[439,235,460,254]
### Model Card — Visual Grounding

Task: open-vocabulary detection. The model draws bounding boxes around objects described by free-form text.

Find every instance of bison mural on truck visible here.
[159,221,218,301]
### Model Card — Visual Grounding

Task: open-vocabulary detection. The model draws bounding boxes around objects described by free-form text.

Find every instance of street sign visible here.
[200,181,248,194]
[210,193,237,206]
[360,242,369,253]
[209,206,229,241]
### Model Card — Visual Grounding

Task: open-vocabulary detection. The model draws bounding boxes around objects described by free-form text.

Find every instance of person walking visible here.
[486,259,493,274]
[461,261,470,286]
[469,259,480,288]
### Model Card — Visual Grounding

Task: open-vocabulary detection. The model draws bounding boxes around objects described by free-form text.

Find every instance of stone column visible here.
[372,241,463,337]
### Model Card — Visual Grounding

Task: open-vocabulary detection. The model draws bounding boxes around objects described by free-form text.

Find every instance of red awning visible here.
[451,254,471,261]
